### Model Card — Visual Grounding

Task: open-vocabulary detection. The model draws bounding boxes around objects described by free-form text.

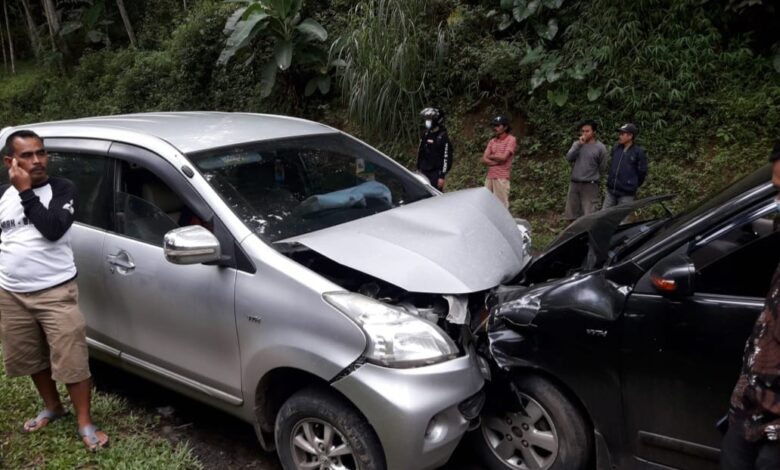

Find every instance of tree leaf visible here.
[296,18,327,42]
[218,12,269,65]
[531,70,546,90]
[512,0,532,23]
[223,6,248,34]
[546,68,561,83]
[86,30,104,44]
[317,75,331,94]
[60,21,83,36]
[498,14,514,31]
[542,0,564,8]
[304,77,318,96]
[519,45,545,65]
[274,40,293,70]
[537,18,558,41]
[260,61,278,98]
[774,51,780,73]
[499,0,514,10]
[587,86,602,101]
[547,89,568,106]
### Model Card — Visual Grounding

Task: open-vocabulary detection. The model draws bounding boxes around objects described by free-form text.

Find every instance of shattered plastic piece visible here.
[444,295,469,324]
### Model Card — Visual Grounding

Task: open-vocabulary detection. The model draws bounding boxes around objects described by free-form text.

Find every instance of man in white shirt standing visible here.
[0,130,108,450]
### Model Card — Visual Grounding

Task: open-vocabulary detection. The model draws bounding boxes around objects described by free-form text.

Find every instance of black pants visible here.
[721,425,780,470]
[421,170,440,188]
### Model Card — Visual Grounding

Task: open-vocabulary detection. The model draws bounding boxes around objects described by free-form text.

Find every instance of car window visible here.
[113,161,201,246]
[689,201,779,298]
[188,133,432,242]
[0,151,111,230]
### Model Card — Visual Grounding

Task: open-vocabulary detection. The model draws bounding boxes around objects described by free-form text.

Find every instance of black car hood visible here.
[524,195,674,282]
[486,271,631,370]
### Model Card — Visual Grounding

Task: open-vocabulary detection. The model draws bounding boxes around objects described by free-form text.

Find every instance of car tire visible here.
[470,375,592,470]
[275,387,386,470]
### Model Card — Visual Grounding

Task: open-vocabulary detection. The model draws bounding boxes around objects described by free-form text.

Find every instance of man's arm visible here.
[566,141,581,162]
[416,137,424,171]
[440,135,453,177]
[598,143,609,173]
[489,136,517,164]
[482,143,497,166]
[20,178,77,241]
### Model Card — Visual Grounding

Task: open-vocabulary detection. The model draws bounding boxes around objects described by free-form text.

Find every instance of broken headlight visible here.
[324,292,458,368]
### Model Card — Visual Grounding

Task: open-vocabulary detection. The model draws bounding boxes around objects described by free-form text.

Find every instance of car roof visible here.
[6,112,338,154]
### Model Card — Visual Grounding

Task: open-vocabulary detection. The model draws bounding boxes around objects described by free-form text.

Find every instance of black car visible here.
[471,164,778,470]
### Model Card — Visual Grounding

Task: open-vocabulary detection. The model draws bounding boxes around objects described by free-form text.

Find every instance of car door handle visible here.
[106,251,136,274]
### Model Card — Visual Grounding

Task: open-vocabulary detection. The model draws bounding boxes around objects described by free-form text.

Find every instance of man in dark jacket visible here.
[721,143,780,470]
[417,107,453,191]
[603,123,648,209]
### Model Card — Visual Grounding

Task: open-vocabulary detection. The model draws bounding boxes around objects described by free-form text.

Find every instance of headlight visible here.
[324,292,458,368]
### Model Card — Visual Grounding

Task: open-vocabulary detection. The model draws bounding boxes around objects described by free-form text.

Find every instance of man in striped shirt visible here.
[482,115,517,209]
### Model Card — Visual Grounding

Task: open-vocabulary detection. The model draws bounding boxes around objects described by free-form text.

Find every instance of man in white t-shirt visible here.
[0,130,108,450]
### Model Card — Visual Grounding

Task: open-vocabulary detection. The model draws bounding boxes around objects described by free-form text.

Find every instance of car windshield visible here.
[187,133,433,242]
[635,164,772,251]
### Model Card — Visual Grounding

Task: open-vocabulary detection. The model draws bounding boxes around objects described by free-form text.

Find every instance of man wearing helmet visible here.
[417,107,453,190]
[482,115,517,209]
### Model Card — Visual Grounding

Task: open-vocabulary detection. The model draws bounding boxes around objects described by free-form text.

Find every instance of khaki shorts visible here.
[0,280,91,384]
[485,177,511,209]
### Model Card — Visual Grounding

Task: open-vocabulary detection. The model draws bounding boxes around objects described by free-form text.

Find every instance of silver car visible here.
[1,113,529,470]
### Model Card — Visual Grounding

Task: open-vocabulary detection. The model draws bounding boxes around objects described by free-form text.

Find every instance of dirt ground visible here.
[91,360,484,470]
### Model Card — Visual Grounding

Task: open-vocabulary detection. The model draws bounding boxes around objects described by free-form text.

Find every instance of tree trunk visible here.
[115,0,136,48]
[40,0,69,61]
[3,0,15,74]
[19,0,41,59]
[0,17,7,74]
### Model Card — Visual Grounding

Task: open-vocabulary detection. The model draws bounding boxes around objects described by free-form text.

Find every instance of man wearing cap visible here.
[721,143,780,470]
[603,123,648,209]
[417,107,453,191]
[482,115,517,209]
[564,119,608,220]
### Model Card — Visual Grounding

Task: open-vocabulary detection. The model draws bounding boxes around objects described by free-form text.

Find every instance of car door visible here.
[101,142,243,405]
[621,199,778,469]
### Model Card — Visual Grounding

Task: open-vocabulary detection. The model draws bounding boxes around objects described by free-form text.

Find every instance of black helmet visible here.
[491,115,510,127]
[420,107,445,127]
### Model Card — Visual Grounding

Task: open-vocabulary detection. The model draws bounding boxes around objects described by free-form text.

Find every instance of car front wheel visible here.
[275,387,386,470]
[471,375,592,470]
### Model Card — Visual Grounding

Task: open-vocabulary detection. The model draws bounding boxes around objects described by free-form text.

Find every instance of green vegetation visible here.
[0,349,201,469]
[0,0,778,248]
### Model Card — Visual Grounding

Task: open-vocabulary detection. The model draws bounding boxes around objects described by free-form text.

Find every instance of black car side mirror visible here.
[650,254,695,299]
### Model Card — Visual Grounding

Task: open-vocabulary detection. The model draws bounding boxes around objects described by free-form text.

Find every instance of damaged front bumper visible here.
[332,351,485,470]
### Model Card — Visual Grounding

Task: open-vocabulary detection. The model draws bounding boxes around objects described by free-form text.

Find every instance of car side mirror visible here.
[164,225,222,265]
[649,254,695,299]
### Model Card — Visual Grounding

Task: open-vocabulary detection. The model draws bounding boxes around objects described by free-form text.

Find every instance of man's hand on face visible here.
[9,158,32,192]
[579,135,586,145]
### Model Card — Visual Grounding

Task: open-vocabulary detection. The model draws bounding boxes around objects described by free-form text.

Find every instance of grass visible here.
[0,348,202,470]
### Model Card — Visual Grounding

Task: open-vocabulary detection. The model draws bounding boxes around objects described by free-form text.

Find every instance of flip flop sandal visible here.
[78,424,109,451]
[22,409,68,433]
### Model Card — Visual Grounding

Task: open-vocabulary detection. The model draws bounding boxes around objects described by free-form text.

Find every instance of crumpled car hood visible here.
[278,188,527,294]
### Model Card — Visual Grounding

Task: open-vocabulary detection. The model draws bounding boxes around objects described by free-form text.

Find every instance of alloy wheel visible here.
[290,418,357,470]
[480,391,559,470]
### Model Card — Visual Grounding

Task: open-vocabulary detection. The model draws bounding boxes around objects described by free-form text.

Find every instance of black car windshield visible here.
[635,164,772,251]
[188,133,433,242]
